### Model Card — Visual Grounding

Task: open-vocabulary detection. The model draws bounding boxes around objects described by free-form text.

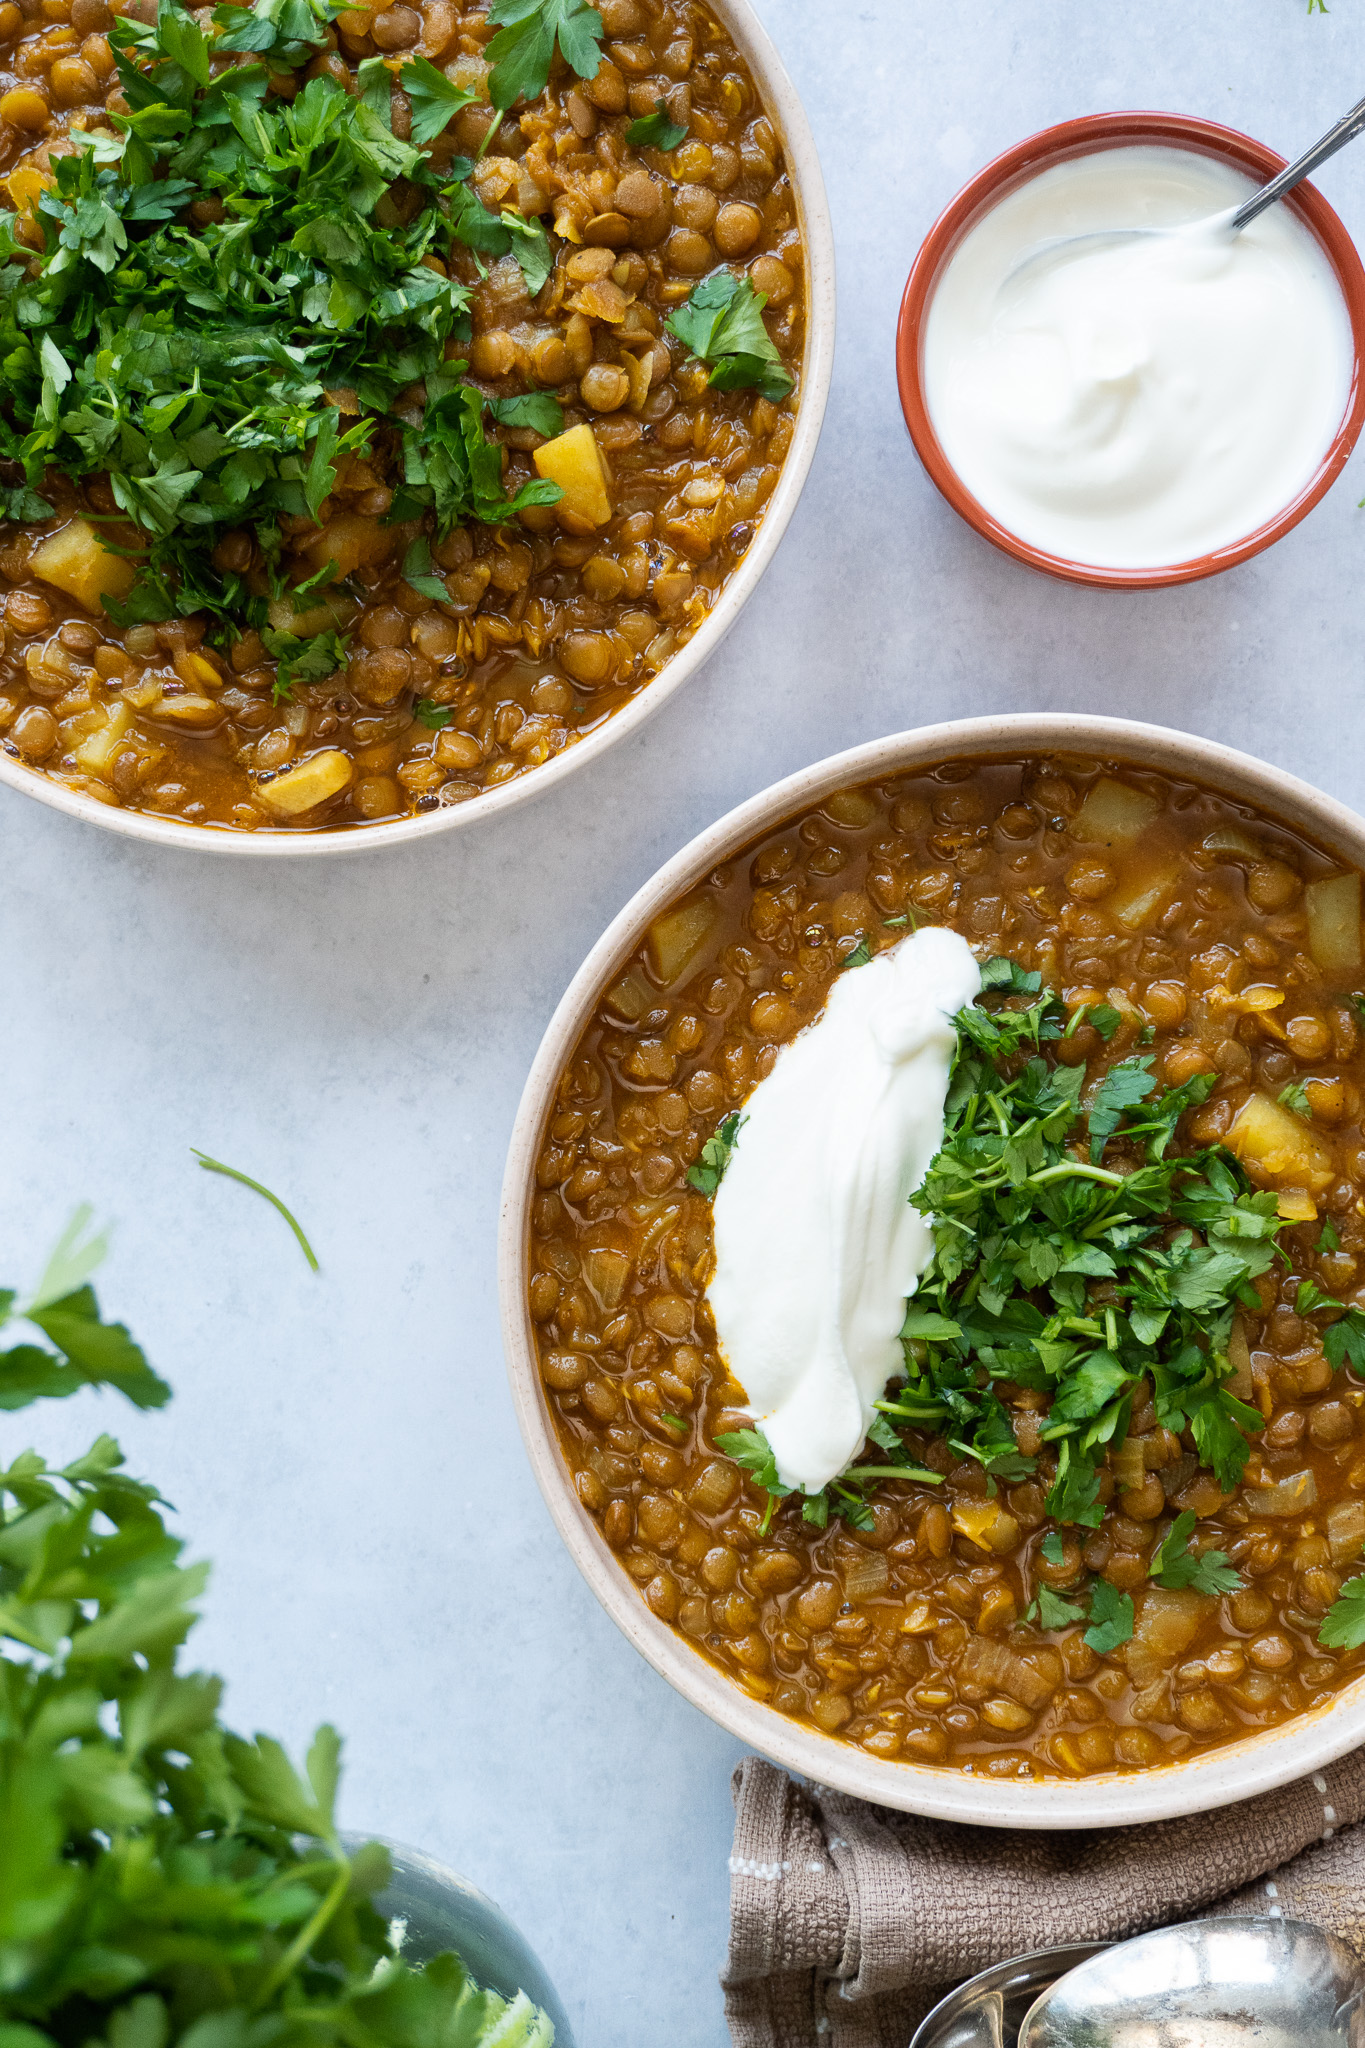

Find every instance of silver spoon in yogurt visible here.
[1003,90,1365,290]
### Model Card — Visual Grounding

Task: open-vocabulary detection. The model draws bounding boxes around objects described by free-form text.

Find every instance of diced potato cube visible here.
[254,753,351,815]
[31,519,137,615]
[1109,860,1181,931]
[256,750,354,817]
[1226,1091,1335,1193]
[1305,872,1362,974]
[1127,1586,1208,1688]
[533,423,611,527]
[73,700,132,776]
[646,896,717,986]
[1277,1189,1317,1223]
[1071,776,1161,848]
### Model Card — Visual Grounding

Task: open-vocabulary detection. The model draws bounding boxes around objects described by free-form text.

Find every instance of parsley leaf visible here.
[0,482,54,521]
[1086,1054,1158,1161]
[485,0,604,111]
[1149,1510,1241,1594]
[1279,1077,1313,1117]
[1320,1573,1365,1648]
[412,697,454,730]
[1026,1584,1087,1630]
[261,627,349,705]
[1088,1002,1123,1041]
[842,936,873,970]
[1083,1578,1135,1654]
[398,52,477,144]
[666,271,794,402]
[626,98,687,149]
[687,1111,745,1196]
[402,534,450,604]
[486,392,565,438]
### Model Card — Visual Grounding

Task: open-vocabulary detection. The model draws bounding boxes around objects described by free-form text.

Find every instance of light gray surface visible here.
[3,5,1363,2044]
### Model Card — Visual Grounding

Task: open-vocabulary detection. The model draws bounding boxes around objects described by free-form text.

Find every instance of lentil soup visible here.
[0,0,808,832]
[528,754,1365,1782]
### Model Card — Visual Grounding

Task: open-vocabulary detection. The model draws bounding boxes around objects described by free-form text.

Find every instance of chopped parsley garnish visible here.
[1278,1077,1314,1117]
[486,391,565,438]
[192,1149,319,1270]
[666,271,794,402]
[660,1412,688,1434]
[1026,1583,1086,1630]
[686,1110,745,1196]
[0,0,561,644]
[702,953,1288,1550]
[485,0,604,113]
[878,963,1278,1525]
[841,935,873,969]
[626,98,688,150]
[1149,1509,1241,1594]
[1082,1578,1134,1654]
[714,1419,942,1537]
[262,624,349,704]
[1320,1573,1365,1648]
[412,696,454,730]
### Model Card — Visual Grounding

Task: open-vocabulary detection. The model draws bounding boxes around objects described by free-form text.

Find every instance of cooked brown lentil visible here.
[530,755,1365,1778]
[0,0,804,831]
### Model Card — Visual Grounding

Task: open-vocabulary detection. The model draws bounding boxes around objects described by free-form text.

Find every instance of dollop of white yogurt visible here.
[922,146,1353,569]
[707,926,981,1495]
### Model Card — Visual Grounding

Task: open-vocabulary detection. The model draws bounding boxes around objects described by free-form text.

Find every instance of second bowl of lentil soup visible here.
[500,714,1365,1826]
[0,0,832,850]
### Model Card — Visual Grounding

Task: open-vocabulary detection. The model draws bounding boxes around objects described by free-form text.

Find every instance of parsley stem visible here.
[251,1856,351,2011]
[192,1152,320,1271]
[1027,1161,1127,1188]
[842,1463,944,1484]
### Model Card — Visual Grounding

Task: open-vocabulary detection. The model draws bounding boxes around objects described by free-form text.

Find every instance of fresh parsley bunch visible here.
[0,1213,554,2047]
[0,0,560,645]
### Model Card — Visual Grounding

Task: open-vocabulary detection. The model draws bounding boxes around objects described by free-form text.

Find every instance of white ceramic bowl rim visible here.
[0,0,835,858]
[499,712,1365,1829]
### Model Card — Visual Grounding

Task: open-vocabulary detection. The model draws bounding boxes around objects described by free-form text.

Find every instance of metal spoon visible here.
[1017,1916,1365,2048]
[1002,91,1365,290]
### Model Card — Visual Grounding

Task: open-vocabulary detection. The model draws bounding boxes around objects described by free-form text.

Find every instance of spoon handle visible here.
[1232,91,1365,231]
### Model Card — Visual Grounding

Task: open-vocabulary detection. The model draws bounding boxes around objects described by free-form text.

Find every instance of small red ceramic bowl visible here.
[896,111,1365,589]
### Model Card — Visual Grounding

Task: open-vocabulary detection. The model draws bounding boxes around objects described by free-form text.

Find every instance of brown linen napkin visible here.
[723,1751,1365,2048]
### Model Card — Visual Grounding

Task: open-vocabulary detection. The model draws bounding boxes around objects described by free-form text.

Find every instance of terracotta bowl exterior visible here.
[0,0,835,857]
[895,113,1365,591]
[500,713,1365,1827]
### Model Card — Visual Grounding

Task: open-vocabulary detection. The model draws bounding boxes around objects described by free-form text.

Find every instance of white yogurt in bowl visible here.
[921,145,1355,570]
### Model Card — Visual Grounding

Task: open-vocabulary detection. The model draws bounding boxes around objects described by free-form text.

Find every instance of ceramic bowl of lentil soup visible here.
[500,714,1365,1826]
[0,0,832,852]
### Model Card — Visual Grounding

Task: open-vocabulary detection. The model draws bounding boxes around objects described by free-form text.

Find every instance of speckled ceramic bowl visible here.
[0,0,834,857]
[499,712,1365,1827]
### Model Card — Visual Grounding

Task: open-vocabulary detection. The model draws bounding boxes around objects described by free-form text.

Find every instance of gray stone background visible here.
[3,3,1362,2041]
